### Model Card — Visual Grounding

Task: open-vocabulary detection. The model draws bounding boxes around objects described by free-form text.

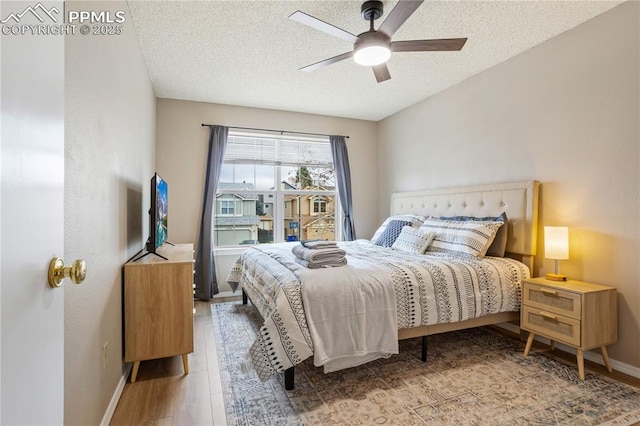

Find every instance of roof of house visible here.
[217,182,258,200]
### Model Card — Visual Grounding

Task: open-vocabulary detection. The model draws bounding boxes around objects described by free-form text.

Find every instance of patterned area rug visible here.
[211,302,640,425]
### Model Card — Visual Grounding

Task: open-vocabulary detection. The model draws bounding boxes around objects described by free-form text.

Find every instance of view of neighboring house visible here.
[283,190,335,242]
[215,183,261,245]
[215,180,336,246]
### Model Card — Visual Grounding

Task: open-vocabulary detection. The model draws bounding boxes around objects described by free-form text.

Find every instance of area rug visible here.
[211,302,640,425]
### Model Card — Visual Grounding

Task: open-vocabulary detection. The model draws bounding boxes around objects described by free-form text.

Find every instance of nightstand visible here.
[521,277,617,380]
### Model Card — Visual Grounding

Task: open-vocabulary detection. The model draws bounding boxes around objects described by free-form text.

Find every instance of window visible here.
[217,197,244,217]
[219,200,235,216]
[312,197,327,214]
[214,132,337,246]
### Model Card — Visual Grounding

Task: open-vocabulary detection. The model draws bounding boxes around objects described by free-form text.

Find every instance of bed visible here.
[227,180,539,389]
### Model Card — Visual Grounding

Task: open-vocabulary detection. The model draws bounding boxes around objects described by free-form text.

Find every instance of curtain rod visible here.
[201,123,349,139]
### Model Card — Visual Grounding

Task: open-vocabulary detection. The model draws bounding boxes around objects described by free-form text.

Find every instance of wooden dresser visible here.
[521,277,617,380]
[124,243,195,382]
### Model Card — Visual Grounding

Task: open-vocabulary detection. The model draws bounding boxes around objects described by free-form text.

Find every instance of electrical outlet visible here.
[103,341,108,370]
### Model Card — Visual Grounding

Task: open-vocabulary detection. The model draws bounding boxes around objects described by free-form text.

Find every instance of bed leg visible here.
[421,336,427,362]
[284,367,295,390]
[242,289,248,305]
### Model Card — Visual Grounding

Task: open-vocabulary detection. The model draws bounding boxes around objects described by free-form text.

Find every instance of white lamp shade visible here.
[544,226,569,260]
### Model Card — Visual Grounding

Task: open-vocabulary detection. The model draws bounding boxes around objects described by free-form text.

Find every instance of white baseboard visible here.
[496,323,640,379]
[100,363,132,426]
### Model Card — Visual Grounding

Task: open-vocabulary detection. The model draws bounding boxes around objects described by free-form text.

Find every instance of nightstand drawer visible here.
[523,283,581,320]
[522,305,580,346]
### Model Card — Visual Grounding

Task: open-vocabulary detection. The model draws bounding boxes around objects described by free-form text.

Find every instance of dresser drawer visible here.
[523,282,581,319]
[521,305,580,346]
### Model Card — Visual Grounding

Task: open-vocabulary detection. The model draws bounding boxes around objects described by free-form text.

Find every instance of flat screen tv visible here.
[145,173,169,257]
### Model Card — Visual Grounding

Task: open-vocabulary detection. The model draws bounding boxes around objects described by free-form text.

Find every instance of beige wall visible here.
[65,1,156,424]
[156,99,378,291]
[378,2,639,369]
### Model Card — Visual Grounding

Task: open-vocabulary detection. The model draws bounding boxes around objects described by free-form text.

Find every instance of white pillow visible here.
[421,217,501,258]
[392,226,435,254]
[371,214,426,243]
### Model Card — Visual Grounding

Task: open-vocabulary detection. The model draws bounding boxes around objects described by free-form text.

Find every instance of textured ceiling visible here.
[127,1,622,121]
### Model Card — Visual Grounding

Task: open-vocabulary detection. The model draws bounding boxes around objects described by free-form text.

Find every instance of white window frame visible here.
[214,131,341,247]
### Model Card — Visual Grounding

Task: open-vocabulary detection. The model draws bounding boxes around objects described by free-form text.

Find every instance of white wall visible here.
[378,2,639,369]
[156,99,378,292]
[64,1,156,424]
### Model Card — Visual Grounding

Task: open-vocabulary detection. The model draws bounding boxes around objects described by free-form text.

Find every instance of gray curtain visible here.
[195,126,228,300]
[330,135,356,241]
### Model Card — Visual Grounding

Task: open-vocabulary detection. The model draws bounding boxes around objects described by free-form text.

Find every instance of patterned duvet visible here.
[226,240,529,381]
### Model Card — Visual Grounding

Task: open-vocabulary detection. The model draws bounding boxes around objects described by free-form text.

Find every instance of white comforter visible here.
[298,256,398,372]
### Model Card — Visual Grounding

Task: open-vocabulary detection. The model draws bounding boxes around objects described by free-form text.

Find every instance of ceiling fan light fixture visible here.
[354,45,391,66]
[291,1,468,83]
[353,31,391,66]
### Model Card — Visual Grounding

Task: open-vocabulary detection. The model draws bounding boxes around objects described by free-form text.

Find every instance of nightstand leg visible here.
[182,354,189,375]
[600,346,612,372]
[131,361,140,383]
[549,340,556,351]
[523,332,535,356]
[576,349,585,380]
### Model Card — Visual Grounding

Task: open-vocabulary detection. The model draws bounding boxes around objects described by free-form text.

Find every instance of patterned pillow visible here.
[440,212,508,257]
[392,226,435,254]
[374,220,412,247]
[421,217,502,258]
[371,214,426,242]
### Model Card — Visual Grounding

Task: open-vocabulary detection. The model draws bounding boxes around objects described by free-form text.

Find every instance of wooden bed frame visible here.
[244,180,540,390]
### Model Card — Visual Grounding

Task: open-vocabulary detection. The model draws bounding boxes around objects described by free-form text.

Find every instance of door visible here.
[1,1,65,423]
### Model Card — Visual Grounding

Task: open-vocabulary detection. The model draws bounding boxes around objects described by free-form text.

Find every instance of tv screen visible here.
[148,173,168,251]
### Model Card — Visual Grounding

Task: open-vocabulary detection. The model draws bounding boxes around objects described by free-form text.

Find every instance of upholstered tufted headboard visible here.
[391,180,540,270]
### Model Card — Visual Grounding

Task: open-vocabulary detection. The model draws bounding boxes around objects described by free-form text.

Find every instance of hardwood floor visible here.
[111,298,640,425]
[110,298,238,425]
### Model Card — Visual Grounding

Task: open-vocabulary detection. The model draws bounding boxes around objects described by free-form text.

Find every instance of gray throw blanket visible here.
[294,257,348,269]
[292,243,347,268]
[301,240,339,250]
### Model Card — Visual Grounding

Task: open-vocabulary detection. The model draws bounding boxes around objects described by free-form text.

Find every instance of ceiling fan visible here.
[289,0,467,83]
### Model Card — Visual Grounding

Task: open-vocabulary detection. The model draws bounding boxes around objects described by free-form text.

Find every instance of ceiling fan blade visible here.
[289,11,358,44]
[391,38,467,52]
[372,64,391,83]
[300,51,354,72]
[377,0,424,37]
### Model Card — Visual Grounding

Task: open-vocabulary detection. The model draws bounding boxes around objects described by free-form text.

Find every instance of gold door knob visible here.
[48,258,87,288]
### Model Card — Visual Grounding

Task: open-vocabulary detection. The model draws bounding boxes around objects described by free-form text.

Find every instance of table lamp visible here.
[544,226,569,281]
